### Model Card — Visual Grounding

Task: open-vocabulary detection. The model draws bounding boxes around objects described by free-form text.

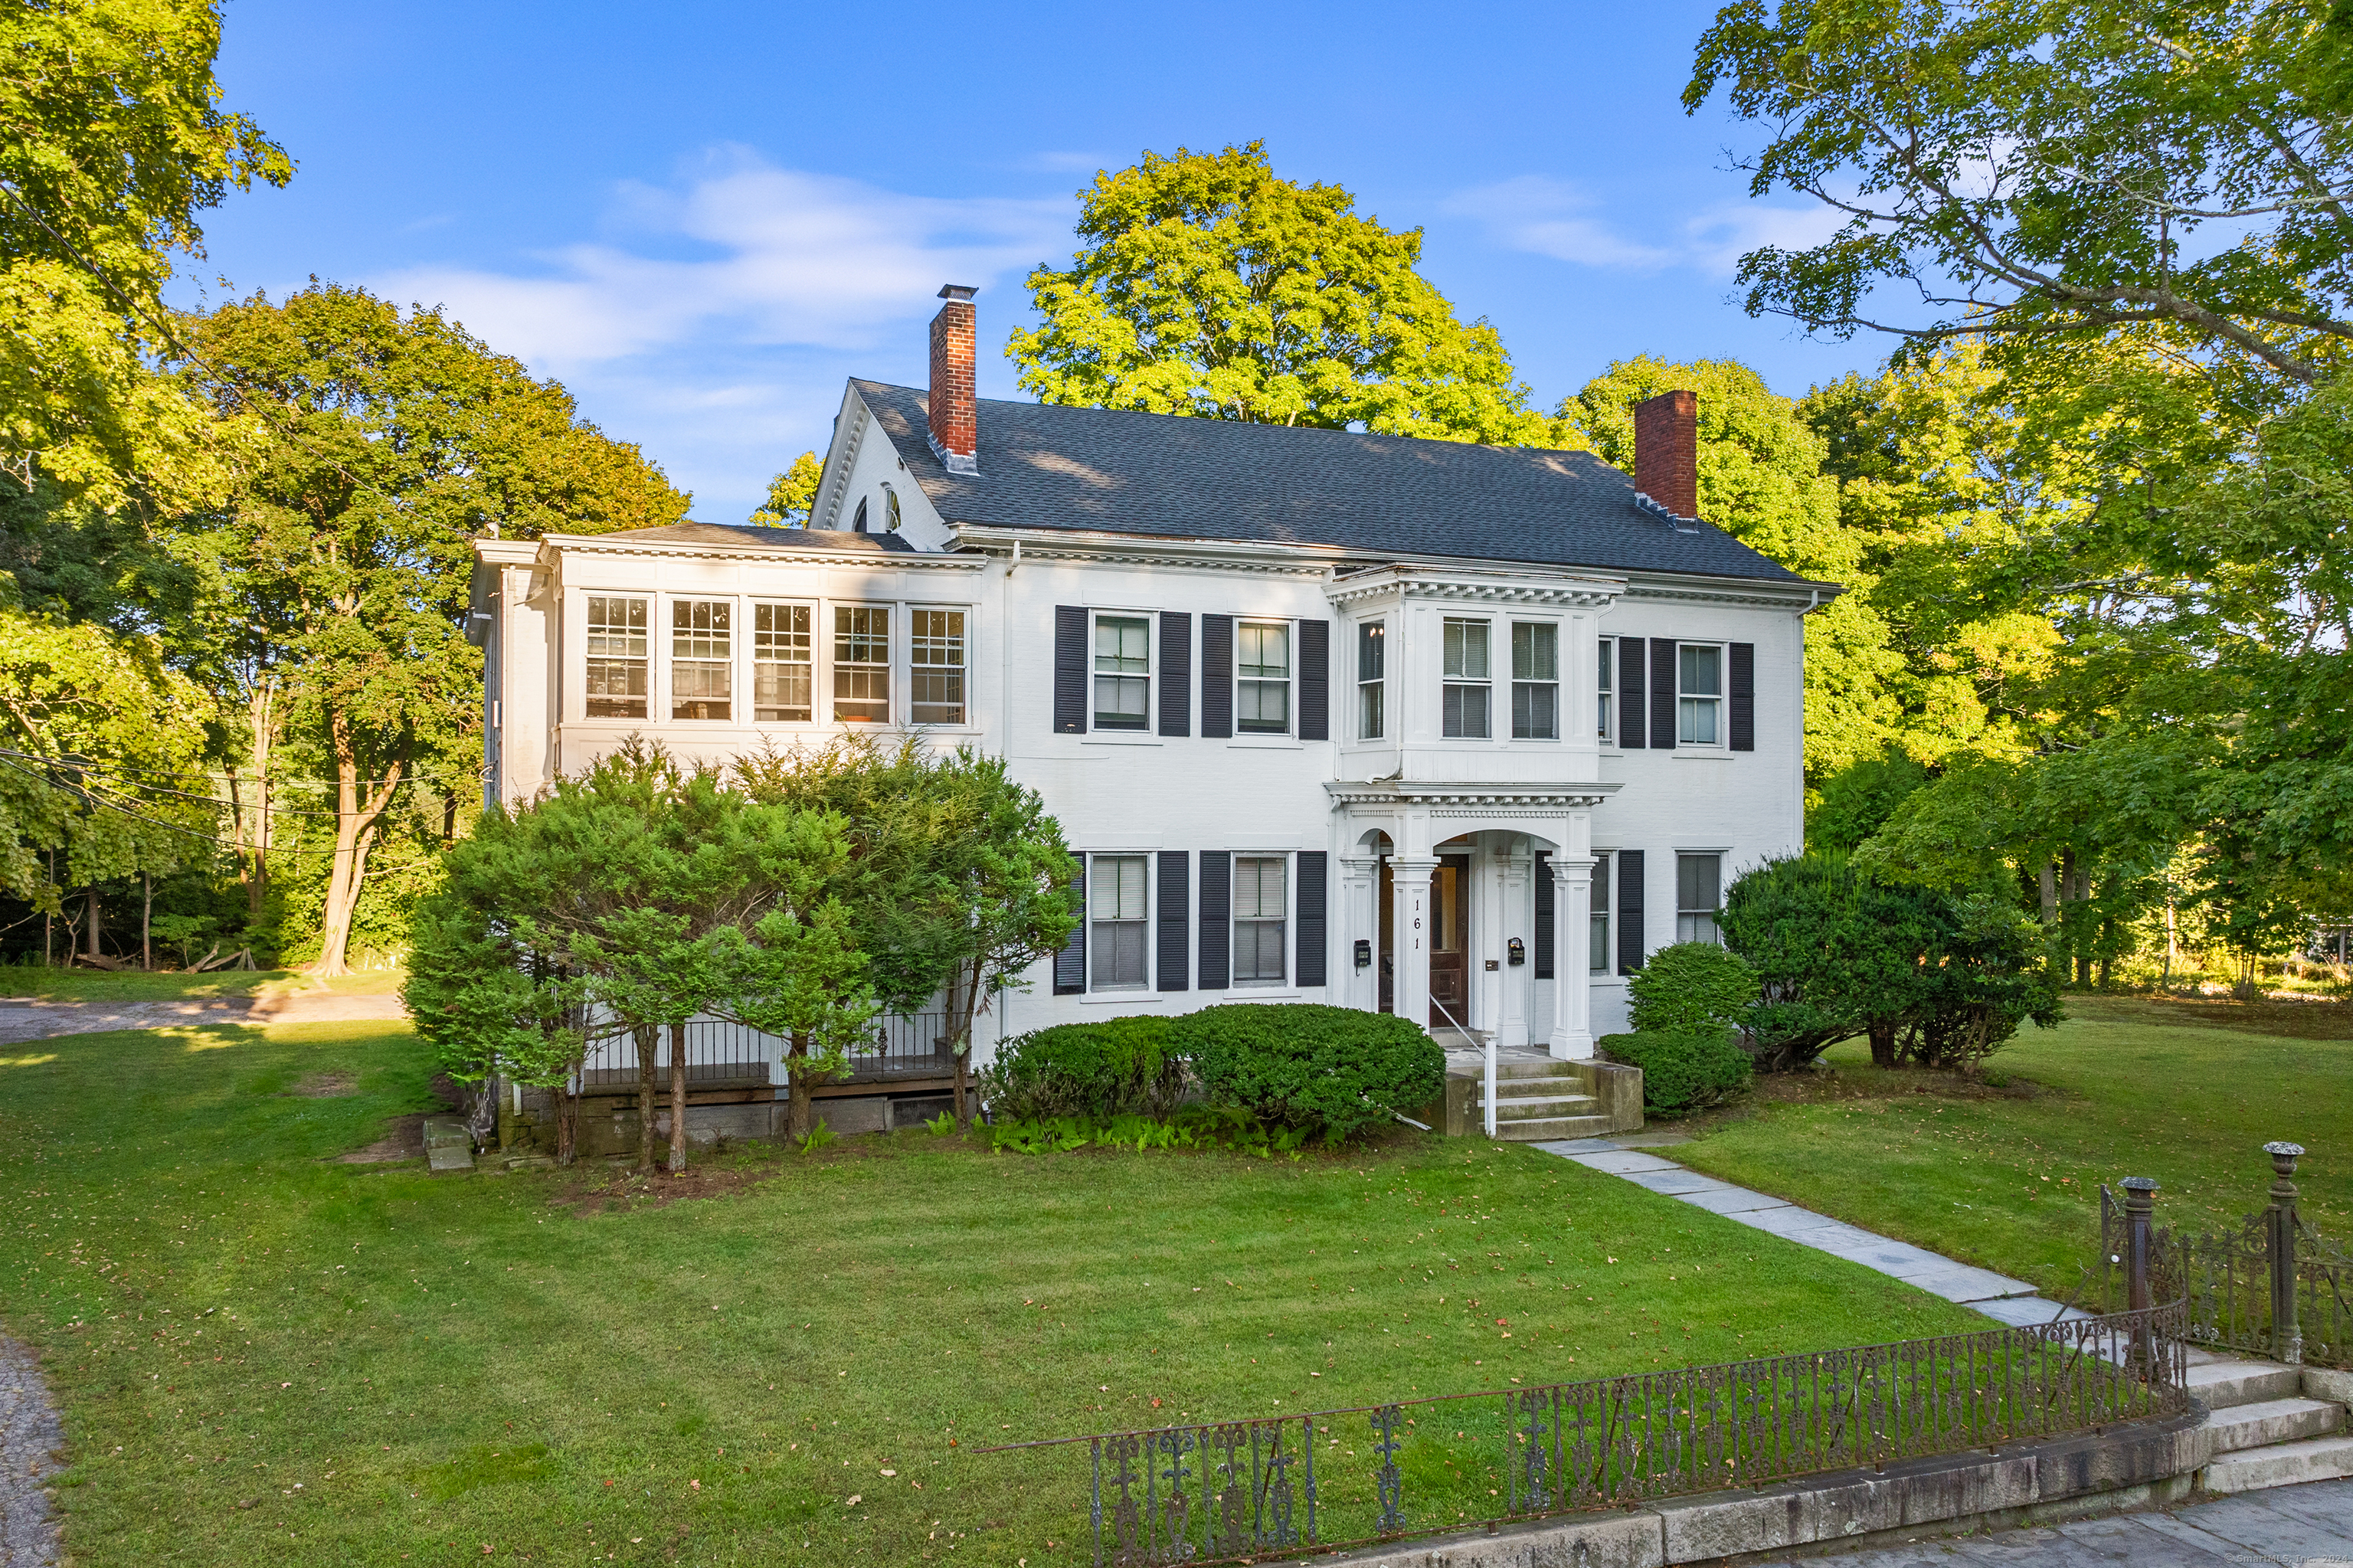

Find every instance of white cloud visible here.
[375,148,1069,372]
[1445,174,1845,277]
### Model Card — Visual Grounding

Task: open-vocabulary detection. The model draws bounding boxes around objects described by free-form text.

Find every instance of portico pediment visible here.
[1324,779,1622,814]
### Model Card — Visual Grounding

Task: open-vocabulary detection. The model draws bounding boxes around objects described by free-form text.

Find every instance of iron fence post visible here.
[2266,1142,2305,1366]
[2121,1177,2158,1372]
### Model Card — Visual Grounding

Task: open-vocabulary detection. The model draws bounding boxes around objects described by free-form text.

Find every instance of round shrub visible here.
[1173,1003,1444,1144]
[1598,1030,1752,1118]
[1627,941,1760,1036]
[977,1016,1186,1121]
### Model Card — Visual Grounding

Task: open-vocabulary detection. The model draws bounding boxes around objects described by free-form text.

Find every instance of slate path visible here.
[0,1338,59,1568]
[1759,1476,2353,1568]
[1536,1136,2078,1327]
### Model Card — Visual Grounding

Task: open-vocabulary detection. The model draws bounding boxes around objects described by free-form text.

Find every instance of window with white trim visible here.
[584,596,648,719]
[1677,853,1722,944]
[753,603,812,722]
[1090,854,1149,990]
[1678,643,1723,745]
[1590,853,1612,973]
[670,599,732,720]
[1442,617,1491,738]
[1596,637,1614,741]
[1233,854,1288,984]
[1511,621,1559,740]
[833,605,890,723]
[911,609,967,725]
[1094,614,1150,729]
[1237,621,1291,733]
[1356,619,1386,740]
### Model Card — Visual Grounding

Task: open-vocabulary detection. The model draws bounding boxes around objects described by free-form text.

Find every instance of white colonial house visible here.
[470,286,1834,1146]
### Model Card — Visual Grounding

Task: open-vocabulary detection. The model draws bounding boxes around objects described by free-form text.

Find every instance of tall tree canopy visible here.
[748,450,822,525]
[1012,142,1556,445]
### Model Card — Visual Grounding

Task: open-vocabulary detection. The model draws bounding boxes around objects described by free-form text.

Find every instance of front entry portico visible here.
[1328,781,1620,1059]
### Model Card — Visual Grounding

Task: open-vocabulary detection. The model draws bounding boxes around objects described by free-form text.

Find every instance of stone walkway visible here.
[0,1338,59,1568]
[0,997,253,1047]
[1757,1475,2353,1568]
[1537,1135,2076,1327]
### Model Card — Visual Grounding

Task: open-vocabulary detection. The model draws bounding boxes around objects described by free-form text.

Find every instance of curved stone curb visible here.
[0,1337,61,1568]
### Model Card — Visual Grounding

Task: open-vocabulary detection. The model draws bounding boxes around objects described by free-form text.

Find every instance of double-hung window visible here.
[1237,620,1291,733]
[1090,854,1148,990]
[670,600,732,720]
[1678,643,1723,745]
[833,606,890,723]
[911,609,967,725]
[1356,620,1386,740]
[1597,637,1614,741]
[1233,855,1288,984]
[1442,617,1491,738]
[1677,853,1722,944]
[1590,853,1613,974]
[1094,614,1150,729]
[753,604,812,722]
[1511,622,1559,740]
[584,596,648,719]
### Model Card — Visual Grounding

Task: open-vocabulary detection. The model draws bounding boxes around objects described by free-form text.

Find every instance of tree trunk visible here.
[947,956,981,1128]
[667,1020,689,1174]
[84,885,102,964]
[786,1033,813,1141]
[632,1023,660,1174]
[312,712,401,977]
[231,681,277,920]
[554,1083,578,1166]
[2037,858,2057,925]
[141,872,152,971]
[1868,1020,1898,1068]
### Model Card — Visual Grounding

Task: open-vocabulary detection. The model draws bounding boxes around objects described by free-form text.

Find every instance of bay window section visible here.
[1442,617,1491,738]
[1356,619,1386,740]
[1093,614,1150,729]
[1089,854,1148,990]
[911,609,967,725]
[1597,637,1614,741]
[1233,855,1288,984]
[1510,621,1559,739]
[1677,853,1722,944]
[833,606,890,723]
[1237,620,1291,733]
[584,595,648,719]
[1678,643,1722,745]
[669,599,732,720]
[752,604,812,722]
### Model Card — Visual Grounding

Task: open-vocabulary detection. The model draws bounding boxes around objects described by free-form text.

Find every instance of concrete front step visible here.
[1491,1113,1622,1142]
[2188,1358,2306,1409]
[2205,1396,2345,1455]
[2203,1432,2353,1493]
[1489,1094,1601,1118]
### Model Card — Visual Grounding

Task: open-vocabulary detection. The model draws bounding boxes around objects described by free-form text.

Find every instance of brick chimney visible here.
[928,284,979,475]
[1633,389,1698,520]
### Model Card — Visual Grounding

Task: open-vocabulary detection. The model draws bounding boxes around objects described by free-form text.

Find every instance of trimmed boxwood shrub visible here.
[1628,941,1760,1036]
[1598,1030,1752,1118]
[1173,1003,1444,1144]
[977,1016,1186,1121]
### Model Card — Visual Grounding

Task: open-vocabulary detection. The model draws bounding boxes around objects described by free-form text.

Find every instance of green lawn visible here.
[0,1019,1987,1566]
[1674,996,2353,1301]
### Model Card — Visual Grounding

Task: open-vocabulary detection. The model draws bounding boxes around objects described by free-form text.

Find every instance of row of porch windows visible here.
[583,596,967,725]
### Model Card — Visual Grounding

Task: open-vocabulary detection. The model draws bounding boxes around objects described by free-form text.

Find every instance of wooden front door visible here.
[1428,853,1471,1029]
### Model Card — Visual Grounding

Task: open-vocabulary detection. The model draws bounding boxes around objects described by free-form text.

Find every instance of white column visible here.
[1339,853,1378,1012]
[1497,836,1531,1048]
[1550,856,1595,1059]
[1389,855,1436,1032]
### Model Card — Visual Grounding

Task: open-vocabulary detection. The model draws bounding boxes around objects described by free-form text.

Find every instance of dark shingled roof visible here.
[852,380,1805,584]
[594,520,916,553]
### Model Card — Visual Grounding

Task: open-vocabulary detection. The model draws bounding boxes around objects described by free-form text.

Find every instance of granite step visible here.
[2205,1396,2344,1455]
[2188,1358,2306,1409]
[2201,1432,2353,1493]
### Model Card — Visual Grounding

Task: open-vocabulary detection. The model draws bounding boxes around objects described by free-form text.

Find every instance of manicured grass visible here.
[1674,996,2353,1300]
[0,1020,1985,1567]
[0,965,292,1003]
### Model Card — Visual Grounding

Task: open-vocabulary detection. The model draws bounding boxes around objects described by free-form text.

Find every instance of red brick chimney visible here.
[928,284,979,475]
[1633,389,1698,520]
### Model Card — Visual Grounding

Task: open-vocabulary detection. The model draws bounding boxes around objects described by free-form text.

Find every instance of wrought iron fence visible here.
[574,1011,956,1094]
[983,1300,2188,1567]
[2100,1144,2352,1368]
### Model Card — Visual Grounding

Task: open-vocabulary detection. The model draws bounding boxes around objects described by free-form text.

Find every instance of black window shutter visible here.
[1296,850,1327,987]
[1053,856,1087,993]
[1200,614,1234,738]
[1198,850,1231,990]
[1615,849,1645,974]
[1619,637,1647,749]
[1729,641,1755,751]
[1298,619,1330,741]
[1158,613,1193,737]
[1157,851,1189,991]
[1533,851,1555,980]
[1054,606,1087,735]
[1650,639,1677,749]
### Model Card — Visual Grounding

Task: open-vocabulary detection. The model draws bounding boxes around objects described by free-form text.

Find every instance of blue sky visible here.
[187,0,1883,522]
